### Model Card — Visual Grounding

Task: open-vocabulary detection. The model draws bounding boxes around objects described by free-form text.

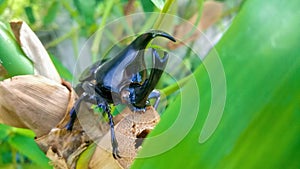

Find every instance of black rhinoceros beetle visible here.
[66,30,176,158]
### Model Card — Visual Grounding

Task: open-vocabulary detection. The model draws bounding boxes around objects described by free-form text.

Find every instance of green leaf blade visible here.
[49,53,73,82]
[151,0,165,10]
[132,0,300,168]
[8,134,51,169]
[140,0,155,12]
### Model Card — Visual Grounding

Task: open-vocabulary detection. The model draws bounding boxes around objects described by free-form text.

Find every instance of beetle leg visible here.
[66,81,97,130]
[66,92,89,130]
[147,89,161,109]
[96,98,121,159]
[108,108,121,159]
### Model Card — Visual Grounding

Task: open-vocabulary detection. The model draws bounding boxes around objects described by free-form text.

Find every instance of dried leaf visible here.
[0,64,8,79]
[35,128,91,169]
[198,1,223,30]
[32,85,103,169]
[0,75,72,136]
[10,21,61,83]
[169,1,223,49]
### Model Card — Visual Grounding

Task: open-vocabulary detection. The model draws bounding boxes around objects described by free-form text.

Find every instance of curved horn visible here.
[131,30,176,50]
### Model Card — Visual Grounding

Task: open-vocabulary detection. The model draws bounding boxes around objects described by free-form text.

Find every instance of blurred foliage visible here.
[2,0,298,169]
[0,124,51,168]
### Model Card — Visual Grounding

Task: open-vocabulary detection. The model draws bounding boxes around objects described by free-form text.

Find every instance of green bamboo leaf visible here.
[76,143,97,169]
[73,0,97,26]
[49,53,73,82]
[0,22,34,77]
[140,0,155,12]
[0,0,8,14]
[8,133,51,169]
[24,6,36,24]
[151,0,165,10]
[12,127,35,138]
[0,124,10,140]
[132,0,300,168]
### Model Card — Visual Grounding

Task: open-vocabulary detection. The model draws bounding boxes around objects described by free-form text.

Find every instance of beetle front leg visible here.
[96,98,121,159]
[107,108,121,159]
[66,81,97,130]
[66,92,89,130]
[147,89,161,109]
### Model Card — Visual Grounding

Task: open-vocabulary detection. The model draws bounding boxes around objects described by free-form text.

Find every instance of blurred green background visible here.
[1,0,300,168]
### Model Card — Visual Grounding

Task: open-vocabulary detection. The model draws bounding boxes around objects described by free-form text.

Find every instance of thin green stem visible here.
[140,12,159,32]
[183,0,203,40]
[161,0,175,14]
[71,30,79,58]
[220,5,240,18]
[91,0,114,62]
[12,147,17,167]
[45,27,78,49]
[161,73,192,96]
[153,0,175,29]
[61,0,82,25]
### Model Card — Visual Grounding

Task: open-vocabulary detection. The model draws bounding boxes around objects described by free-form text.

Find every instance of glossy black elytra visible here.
[66,30,176,158]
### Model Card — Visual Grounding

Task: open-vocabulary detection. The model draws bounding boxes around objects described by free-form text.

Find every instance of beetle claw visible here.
[133,107,146,112]
[112,145,121,159]
[112,135,121,159]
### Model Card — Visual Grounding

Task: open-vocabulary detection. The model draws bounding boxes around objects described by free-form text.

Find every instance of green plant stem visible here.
[45,27,78,49]
[161,73,192,96]
[183,0,203,40]
[12,148,17,168]
[220,5,241,18]
[0,22,33,77]
[153,0,175,29]
[91,0,114,62]
[71,30,79,58]
[61,0,82,25]
[141,13,159,32]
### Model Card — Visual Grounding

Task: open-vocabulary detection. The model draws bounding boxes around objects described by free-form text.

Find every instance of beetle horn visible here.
[131,30,176,50]
[133,49,169,108]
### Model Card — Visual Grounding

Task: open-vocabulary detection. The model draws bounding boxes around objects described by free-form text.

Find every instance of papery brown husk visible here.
[0,75,93,168]
[10,21,61,83]
[168,1,223,49]
[0,75,71,136]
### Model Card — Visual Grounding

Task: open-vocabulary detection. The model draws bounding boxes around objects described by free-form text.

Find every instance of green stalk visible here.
[153,0,175,29]
[183,0,203,39]
[0,22,33,77]
[61,0,81,24]
[91,0,114,62]
[71,29,79,58]
[161,73,192,96]
[45,27,78,49]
